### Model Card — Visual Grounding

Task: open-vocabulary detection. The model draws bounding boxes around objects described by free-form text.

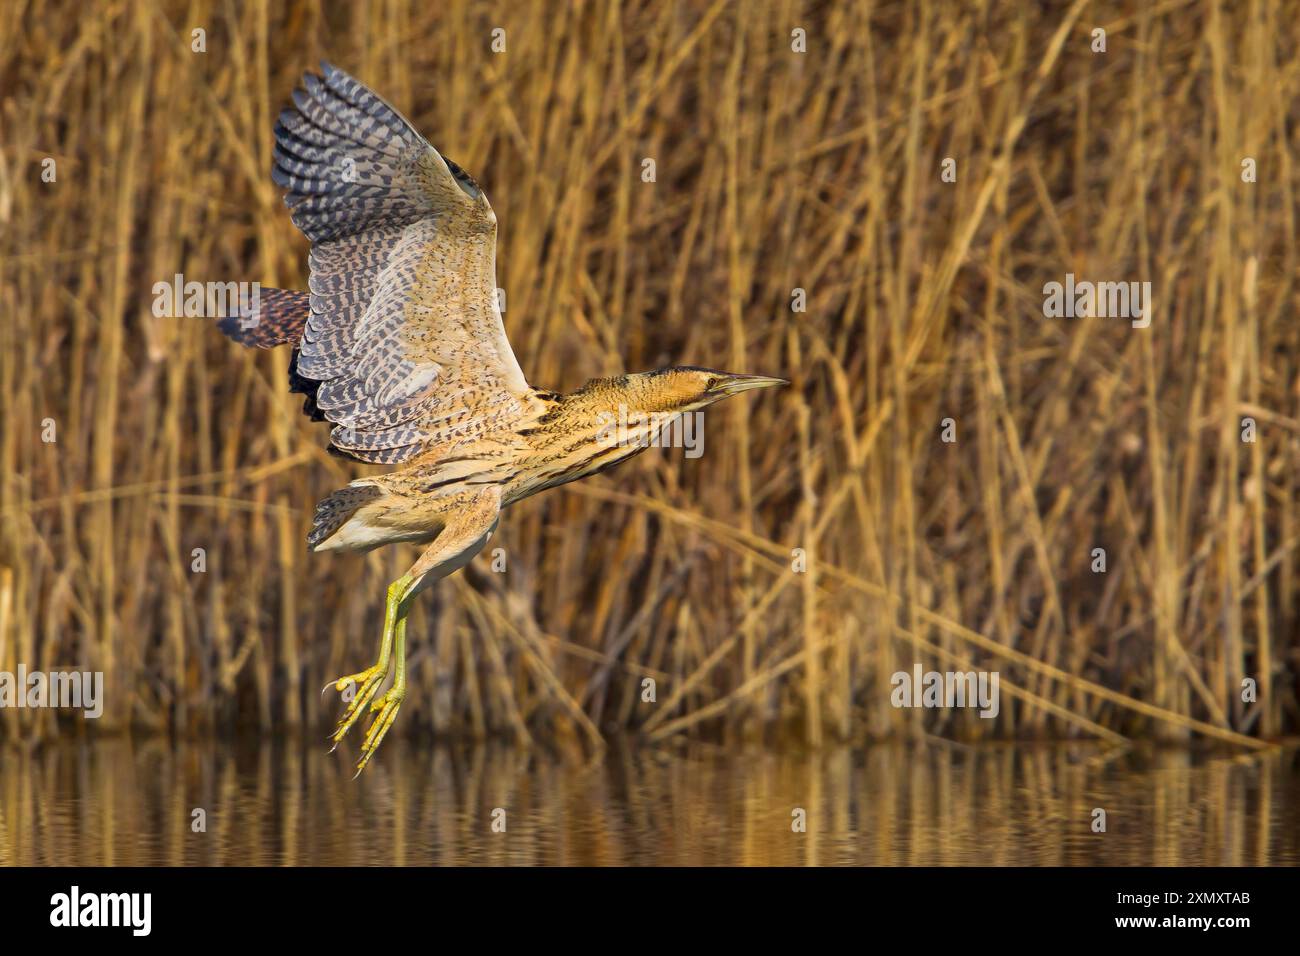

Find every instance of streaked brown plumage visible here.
[217,62,784,773]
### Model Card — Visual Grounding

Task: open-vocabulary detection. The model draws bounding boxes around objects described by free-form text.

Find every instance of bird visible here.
[217,62,785,774]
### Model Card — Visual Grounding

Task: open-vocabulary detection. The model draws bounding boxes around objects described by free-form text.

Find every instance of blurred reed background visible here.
[1,0,1298,747]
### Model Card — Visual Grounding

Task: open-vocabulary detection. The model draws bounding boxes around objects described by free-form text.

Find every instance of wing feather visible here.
[272,61,532,463]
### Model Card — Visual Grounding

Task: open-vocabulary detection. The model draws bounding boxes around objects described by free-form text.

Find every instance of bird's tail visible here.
[215,287,310,348]
[307,484,385,552]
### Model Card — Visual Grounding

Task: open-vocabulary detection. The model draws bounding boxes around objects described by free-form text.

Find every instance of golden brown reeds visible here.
[1,0,1297,746]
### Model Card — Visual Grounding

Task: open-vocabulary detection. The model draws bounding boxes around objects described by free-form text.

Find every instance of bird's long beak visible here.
[710,373,789,396]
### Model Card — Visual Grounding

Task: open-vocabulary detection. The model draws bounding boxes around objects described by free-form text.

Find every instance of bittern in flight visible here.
[218,63,784,774]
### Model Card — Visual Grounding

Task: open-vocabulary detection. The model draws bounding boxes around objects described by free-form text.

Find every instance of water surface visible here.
[1,739,1296,865]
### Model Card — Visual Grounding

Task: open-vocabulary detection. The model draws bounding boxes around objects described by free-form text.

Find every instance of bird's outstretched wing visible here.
[273,61,533,463]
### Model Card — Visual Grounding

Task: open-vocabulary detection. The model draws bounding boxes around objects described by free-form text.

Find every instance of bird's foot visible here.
[353,684,405,777]
[326,662,389,750]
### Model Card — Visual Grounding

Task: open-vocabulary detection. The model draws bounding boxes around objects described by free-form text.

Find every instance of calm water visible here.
[1,738,1296,866]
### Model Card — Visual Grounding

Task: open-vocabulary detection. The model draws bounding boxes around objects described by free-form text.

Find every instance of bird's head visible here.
[628,366,788,414]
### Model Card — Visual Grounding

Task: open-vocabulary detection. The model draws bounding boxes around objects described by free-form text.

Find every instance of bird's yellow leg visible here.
[341,489,500,773]
[353,590,412,776]
[327,574,411,749]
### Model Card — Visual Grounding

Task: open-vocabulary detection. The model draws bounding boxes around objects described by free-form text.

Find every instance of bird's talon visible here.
[352,688,405,774]
[325,662,390,747]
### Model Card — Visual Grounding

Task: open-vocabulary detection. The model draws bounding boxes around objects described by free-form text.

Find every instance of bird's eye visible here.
[707,376,721,390]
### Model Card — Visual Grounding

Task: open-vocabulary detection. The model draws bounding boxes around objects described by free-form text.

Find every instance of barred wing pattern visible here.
[215,287,311,348]
[272,61,532,463]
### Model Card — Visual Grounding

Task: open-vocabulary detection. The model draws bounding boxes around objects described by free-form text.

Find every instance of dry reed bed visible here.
[1,0,1297,746]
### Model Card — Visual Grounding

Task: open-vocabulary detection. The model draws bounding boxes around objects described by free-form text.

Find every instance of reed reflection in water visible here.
[1,739,1296,866]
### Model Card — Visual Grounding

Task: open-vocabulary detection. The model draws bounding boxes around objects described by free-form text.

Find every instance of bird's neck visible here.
[506,383,679,500]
